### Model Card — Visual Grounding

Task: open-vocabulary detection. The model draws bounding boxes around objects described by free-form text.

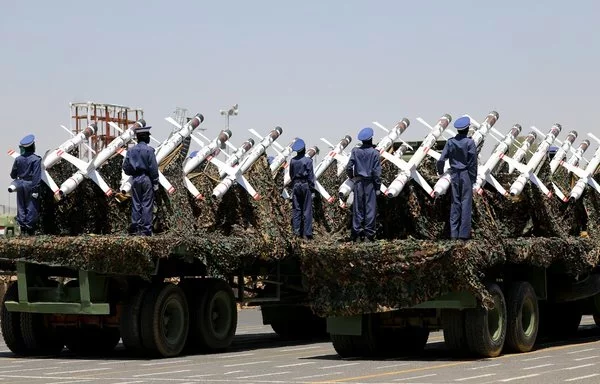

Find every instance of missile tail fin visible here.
[411,169,434,196]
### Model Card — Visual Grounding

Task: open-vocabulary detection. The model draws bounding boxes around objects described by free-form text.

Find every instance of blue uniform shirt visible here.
[122,142,160,186]
[289,154,316,190]
[346,144,382,190]
[10,153,42,189]
[437,133,478,181]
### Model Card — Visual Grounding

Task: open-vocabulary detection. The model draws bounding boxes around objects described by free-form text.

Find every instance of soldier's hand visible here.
[311,193,315,198]
[31,192,39,199]
[153,184,159,192]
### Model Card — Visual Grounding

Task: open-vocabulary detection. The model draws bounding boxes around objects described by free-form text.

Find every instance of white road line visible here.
[468,363,502,370]
[46,368,112,375]
[275,362,316,368]
[454,373,496,381]
[567,348,596,354]
[98,360,139,365]
[48,380,93,384]
[224,360,271,367]
[574,355,599,361]
[564,363,596,370]
[393,373,437,381]
[293,372,343,380]
[499,373,540,382]
[57,360,95,364]
[215,353,255,359]
[523,355,552,361]
[0,366,60,374]
[111,381,146,384]
[565,373,600,382]
[237,371,291,379]
[281,346,322,352]
[523,363,554,370]
[223,370,244,375]
[319,362,360,369]
[141,360,191,366]
[133,369,191,377]
[187,373,217,378]
[376,363,410,369]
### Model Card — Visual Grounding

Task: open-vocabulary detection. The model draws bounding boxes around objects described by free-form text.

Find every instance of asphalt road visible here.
[0,309,598,384]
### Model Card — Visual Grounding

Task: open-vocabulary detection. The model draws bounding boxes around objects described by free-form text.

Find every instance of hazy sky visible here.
[1,0,599,208]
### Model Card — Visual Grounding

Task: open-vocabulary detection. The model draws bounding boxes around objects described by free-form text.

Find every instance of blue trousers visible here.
[131,175,154,236]
[291,181,313,237]
[13,180,39,230]
[352,180,376,238]
[450,170,473,239]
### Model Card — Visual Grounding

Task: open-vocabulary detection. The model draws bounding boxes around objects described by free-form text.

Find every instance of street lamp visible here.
[220,104,239,130]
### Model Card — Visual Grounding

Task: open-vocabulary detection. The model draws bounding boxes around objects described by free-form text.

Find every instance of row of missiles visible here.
[9,110,600,205]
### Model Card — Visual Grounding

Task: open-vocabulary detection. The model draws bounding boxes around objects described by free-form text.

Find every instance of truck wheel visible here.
[20,312,64,356]
[190,279,237,351]
[270,309,327,340]
[1,282,27,355]
[120,286,149,354]
[442,309,468,354]
[141,283,189,357]
[465,283,507,357]
[591,294,600,327]
[65,328,120,355]
[331,334,360,357]
[539,302,581,339]
[505,282,539,353]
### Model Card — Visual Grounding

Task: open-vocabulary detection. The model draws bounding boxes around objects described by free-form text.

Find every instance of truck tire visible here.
[65,327,120,355]
[120,286,149,354]
[331,333,360,357]
[539,302,581,339]
[591,294,600,327]
[465,283,507,358]
[505,282,539,353]
[270,308,327,340]
[330,314,377,358]
[0,282,28,355]
[190,279,237,351]
[140,283,189,357]
[442,309,468,354]
[20,312,64,356]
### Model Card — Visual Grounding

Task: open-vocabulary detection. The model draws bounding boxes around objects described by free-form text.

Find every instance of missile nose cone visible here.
[513,123,522,132]
[313,145,320,154]
[136,119,147,127]
[400,117,410,127]
[568,130,578,139]
[89,123,98,133]
[274,126,283,135]
[195,113,205,123]
[343,135,352,144]
[222,129,233,140]
[248,138,255,145]
[442,113,452,122]
[489,111,500,120]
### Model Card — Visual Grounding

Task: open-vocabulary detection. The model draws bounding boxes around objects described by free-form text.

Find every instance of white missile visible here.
[431,111,499,198]
[212,127,283,200]
[472,124,522,195]
[549,130,577,174]
[219,138,255,179]
[374,114,452,201]
[551,139,590,200]
[58,119,146,198]
[269,138,298,173]
[338,118,411,204]
[316,135,353,180]
[182,130,232,200]
[281,146,321,199]
[502,124,562,197]
[561,135,600,202]
[507,131,537,174]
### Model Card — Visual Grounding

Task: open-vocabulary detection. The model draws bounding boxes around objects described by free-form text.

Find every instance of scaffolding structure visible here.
[70,102,144,160]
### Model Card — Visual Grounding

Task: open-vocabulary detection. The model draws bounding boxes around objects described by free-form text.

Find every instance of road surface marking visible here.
[57,360,95,364]
[223,370,244,375]
[281,346,322,352]
[376,363,410,369]
[0,366,60,374]
[45,368,111,375]
[523,363,554,370]
[294,372,343,380]
[454,373,496,381]
[48,380,93,384]
[133,369,191,377]
[275,362,316,368]
[215,353,255,359]
[237,371,291,379]
[564,363,595,370]
[224,360,271,367]
[468,363,502,370]
[187,373,217,378]
[574,355,599,361]
[99,360,139,365]
[311,362,468,383]
[141,360,191,366]
[393,373,437,381]
[110,381,146,384]
[499,373,540,382]
[523,355,552,361]
[567,348,596,354]
[565,373,600,381]
[319,362,360,369]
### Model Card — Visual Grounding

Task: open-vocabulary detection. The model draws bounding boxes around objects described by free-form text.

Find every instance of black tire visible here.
[270,308,327,340]
[140,283,189,357]
[120,286,149,354]
[0,282,28,355]
[20,312,64,356]
[591,294,600,327]
[465,283,507,357]
[190,279,237,351]
[65,327,120,355]
[442,309,468,354]
[505,282,539,353]
[539,302,581,339]
[330,314,378,358]
[331,333,359,357]
[594,314,600,327]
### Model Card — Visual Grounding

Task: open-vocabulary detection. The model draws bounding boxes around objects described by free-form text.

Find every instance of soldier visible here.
[289,138,315,240]
[436,116,478,240]
[346,127,382,242]
[122,123,159,236]
[9,134,42,236]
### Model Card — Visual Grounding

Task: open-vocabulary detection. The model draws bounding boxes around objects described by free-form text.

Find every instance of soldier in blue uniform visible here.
[436,116,478,240]
[122,123,159,236]
[346,127,382,242]
[289,138,315,240]
[9,134,42,235]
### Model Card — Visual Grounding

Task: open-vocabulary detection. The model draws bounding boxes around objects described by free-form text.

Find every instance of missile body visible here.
[313,135,352,182]
[508,131,537,173]
[565,140,590,168]
[219,138,255,179]
[432,112,499,197]
[269,138,297,173]
[212,127,283,199]
[283,146,320,187]
[550,130,577,174]
[46,124,97,169]
[394,143,411,158]
[472,124,522,195]
[508,124,561,196]
[183,130,232,176]
[569,147,600,201]
[338,119,410,202]
[381,114,452,199]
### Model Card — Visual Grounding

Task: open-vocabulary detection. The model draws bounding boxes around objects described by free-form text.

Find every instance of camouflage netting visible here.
[0,138,599,316]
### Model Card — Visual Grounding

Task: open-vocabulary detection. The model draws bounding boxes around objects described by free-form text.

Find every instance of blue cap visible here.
[19,134,35,147]
[135,126,151,134]
[548,146,559,154]
[358,127,374,141]
[189,150,199,158]
[267,155,275,164]
[291,138,305,152]
[454,116,471,130]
